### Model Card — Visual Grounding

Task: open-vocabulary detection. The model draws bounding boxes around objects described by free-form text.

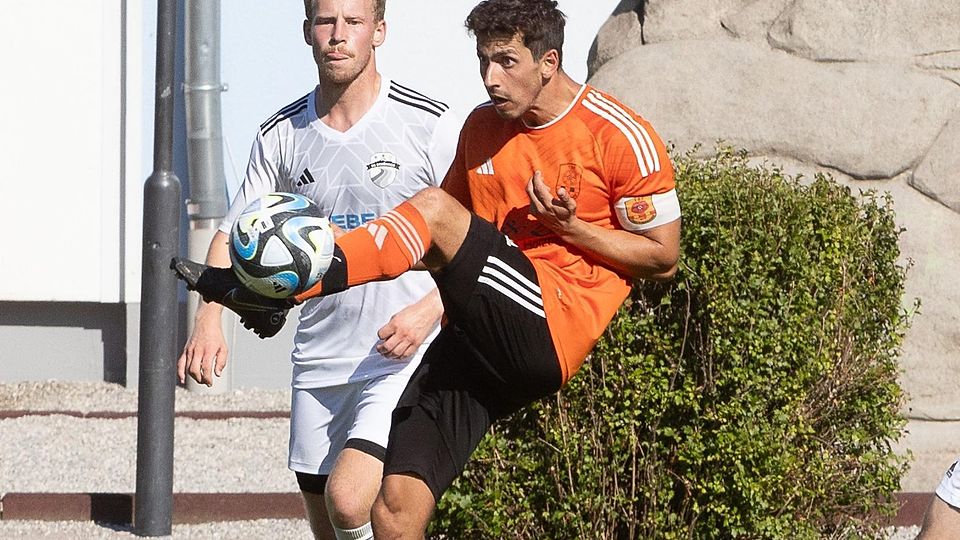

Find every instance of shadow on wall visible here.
[0,302,129,384]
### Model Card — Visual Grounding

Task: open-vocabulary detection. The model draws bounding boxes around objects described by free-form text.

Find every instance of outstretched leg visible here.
[172,187,472,327]
[294,187,470,301]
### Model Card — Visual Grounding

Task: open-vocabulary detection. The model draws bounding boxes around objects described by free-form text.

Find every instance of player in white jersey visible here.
[918,457,960,539]
[176,1,459,539]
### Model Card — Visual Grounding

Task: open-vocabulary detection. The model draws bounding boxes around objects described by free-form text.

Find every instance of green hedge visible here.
[432,147,912,539]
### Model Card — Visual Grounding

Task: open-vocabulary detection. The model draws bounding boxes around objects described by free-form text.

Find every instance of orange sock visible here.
[294,201,431,302]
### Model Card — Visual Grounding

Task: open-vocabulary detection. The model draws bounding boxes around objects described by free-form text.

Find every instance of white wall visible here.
[0,1,128,302]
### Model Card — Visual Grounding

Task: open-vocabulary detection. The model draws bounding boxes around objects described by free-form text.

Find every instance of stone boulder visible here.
[912,109,960,213]
[719,0,794,43]
[589,39,959,179]
[642,0,749,43]
[587,0,960,489]
[768,0,960,63]
[588,0,644,77]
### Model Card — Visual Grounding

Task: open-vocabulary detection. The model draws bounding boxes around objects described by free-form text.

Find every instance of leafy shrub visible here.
[432,147,912,539]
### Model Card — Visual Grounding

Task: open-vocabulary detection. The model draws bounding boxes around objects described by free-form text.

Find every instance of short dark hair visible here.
[303,0,385,21]
[465,0,566,65]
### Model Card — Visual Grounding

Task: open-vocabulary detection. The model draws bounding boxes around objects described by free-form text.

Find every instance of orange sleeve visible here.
[597,109,675,201]
[440,126,473,210]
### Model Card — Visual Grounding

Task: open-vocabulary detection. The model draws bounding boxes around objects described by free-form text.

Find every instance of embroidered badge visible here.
[367,152,400,188]
[556,163,583,199]
[624,195,657,225]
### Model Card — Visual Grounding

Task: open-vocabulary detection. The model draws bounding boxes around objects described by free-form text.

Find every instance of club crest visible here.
[556,163,583,199]
[367,152,400,188]
[624,195,657,225]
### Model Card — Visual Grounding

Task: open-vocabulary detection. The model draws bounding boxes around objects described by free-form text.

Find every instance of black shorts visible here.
[383,215,563,501]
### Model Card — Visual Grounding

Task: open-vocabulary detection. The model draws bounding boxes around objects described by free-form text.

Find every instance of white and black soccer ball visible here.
[229,192,335,299]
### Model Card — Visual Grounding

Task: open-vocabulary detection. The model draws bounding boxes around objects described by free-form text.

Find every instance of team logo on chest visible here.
[556,163,583,199]
[367,152,400,188]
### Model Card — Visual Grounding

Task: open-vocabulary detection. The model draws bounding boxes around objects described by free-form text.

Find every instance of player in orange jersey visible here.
[174,0,680,536]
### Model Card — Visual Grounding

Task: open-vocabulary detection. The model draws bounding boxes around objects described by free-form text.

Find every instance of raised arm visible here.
[526,171,680,281]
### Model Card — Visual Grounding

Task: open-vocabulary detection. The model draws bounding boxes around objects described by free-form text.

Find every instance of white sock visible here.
[334,522,373,540]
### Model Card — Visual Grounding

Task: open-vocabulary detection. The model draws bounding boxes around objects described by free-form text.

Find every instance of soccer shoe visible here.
[170,257,293,338]
[237,308,289,339]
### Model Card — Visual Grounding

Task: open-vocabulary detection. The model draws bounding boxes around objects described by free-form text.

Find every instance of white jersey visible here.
[221,78,461,388]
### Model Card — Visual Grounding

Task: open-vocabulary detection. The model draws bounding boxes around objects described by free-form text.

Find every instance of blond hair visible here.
[303,0,385,21]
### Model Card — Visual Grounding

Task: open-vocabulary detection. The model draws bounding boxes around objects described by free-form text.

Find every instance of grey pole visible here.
[135,0,181,535]
[183,0,234,394]
[184,0,227,222]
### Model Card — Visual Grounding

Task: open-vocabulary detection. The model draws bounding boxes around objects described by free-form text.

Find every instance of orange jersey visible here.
[443,85,677,382]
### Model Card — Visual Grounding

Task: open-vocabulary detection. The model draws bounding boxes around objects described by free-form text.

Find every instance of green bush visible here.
[432,147,912,539]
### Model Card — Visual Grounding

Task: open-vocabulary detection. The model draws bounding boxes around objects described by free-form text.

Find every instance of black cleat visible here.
[238,308,289,339]
[171,257,292,339]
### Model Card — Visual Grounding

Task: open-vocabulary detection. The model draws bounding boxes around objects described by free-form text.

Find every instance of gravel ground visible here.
[0,381,925,538]
[0,381,290,413]
[0,519,312,538]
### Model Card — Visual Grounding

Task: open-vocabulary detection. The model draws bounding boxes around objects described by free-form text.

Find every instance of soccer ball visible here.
[229,192,335,299]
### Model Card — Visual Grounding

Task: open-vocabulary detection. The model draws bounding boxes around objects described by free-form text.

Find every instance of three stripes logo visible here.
[364,210,425,262]
[296,169,316,187]
[387,81,449,118]
[581,90,661,178]
[478,256,545,318]
[475,158,495,175]
[260,94,309,135]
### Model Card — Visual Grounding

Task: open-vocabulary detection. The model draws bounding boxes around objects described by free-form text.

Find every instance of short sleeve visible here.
[219,130,282,234]
[440,124,472,209]
[589,92,680,232]
[426,109,463,187]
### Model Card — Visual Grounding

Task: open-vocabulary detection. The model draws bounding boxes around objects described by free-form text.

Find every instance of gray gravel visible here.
[0,381,290,413]
[1,381,301,537]
[0,519,312,538]
[0,382,926,538]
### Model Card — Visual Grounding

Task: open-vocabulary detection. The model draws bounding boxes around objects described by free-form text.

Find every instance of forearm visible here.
[558,218,680,281]
[199,231,232,314]
[414,287,444,325]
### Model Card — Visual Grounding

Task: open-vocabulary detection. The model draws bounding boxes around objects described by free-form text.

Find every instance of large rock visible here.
[589,0,960,492]
[642,0,749,43]
[769,0,960,62]
[588,39,959,179]
[743,159,960,419]
[912,110,960,213]
[719,0,794,43]
[587,0,643,78]
[868,178,960,420]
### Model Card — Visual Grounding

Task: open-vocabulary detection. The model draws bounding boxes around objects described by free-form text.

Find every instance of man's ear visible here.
[303,19,312,46]
[540,49,560,78]
[372,19,386,48]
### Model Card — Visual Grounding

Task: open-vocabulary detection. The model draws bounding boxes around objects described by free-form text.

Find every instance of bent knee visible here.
[325,487,373,526]
[370,492,405,536]
[410,187,465,223]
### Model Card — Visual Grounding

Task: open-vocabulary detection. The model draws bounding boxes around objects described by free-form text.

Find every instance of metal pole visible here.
[184,0,227,221]
[135,0,180,535]
[184,0,234,394]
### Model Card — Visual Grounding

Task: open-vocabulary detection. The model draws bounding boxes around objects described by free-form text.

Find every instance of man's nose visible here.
[329,17,345,43]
